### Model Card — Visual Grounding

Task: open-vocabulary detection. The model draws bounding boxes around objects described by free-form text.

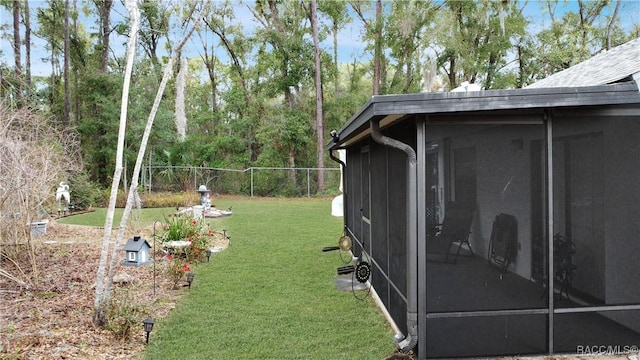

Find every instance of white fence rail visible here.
[141,166,341,197]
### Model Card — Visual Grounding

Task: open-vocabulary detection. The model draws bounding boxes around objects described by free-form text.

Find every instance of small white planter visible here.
[30,220,49,237]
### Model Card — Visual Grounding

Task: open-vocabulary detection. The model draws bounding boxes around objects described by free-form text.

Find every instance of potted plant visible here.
[553,233,576,299]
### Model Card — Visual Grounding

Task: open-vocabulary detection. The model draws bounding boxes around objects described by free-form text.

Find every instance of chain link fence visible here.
[141,166,342,197]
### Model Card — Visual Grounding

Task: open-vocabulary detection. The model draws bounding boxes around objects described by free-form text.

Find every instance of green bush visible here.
[67,171,103,210]
[140,192,196,208]
[101,188,126,208]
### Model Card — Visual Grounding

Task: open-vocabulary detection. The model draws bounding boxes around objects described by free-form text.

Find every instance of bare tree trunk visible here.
[63,0,70,128]
[73,0,79,126]
[175,55,187,141]
[204,17,248,105]
[546,0,555,23]
[93,0,140,326]
[310,0,324,192]
[372,0,382,95]
[103,2,211,305]
[333,20,339,94]
[448,57,456,89]
[289,149,296,186]
[577,0,588,53]
[24,0,31,89]
[98,0,113,72]
[13,0,22,101]
[198,32,218,113]
[606,0,621,50]
[93,0,211,325]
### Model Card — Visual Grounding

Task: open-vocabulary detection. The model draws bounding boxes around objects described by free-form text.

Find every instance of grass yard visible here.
[56,207,175,228]
[142,197,396,359]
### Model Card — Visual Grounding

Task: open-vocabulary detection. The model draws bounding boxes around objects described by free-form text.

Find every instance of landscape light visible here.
[143,317,155,344]
[186,272,195,289]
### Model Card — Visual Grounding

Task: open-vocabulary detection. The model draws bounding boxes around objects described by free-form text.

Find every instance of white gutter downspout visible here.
[370,119,418,352]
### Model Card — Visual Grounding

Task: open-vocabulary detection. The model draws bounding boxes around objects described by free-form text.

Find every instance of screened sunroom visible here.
[327,79,640,358]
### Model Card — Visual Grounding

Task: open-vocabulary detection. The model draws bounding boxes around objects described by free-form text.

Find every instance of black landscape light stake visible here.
[143,317,155,344]
[206,248,212,262]
[223,229,230,246]
[153,220,162,297]
[186,272,195,289]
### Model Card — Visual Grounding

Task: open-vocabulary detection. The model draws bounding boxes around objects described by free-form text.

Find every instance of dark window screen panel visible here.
[426,259,546,312]
[361,147,371,257]
[345,149,356,233]
[361,148,370,220]
[554,311,640,353]
[371,265,389,310]
[371,142,389,276]
[425,123,547,312]
[553,117,640,309]
[426,314,547,358]
[390,283,408,335]
[388,147,407,297]
[347,148,362,248]
[553,131,606,304]
[362,220,371,257]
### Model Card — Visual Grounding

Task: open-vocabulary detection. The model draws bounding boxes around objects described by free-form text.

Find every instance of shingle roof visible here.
[527,37,640,88]
[124,237,151,252]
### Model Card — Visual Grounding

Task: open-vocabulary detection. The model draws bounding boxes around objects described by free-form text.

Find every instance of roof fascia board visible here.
[552,104,640,117]
[328,83,640,150]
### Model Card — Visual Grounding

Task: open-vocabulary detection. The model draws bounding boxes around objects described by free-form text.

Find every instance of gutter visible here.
[328,148,346,175]
[370,120,418,352]
[329,148,347,225]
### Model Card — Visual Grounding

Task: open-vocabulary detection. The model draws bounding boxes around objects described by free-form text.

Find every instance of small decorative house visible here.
[122,235,152,267]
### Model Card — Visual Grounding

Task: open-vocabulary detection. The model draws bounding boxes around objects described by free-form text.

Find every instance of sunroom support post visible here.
[545,109,555,354]
[416,118,427,359]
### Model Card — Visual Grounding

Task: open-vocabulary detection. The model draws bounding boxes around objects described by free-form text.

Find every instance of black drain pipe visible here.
[329,149,346,178]
[370,120,418,352]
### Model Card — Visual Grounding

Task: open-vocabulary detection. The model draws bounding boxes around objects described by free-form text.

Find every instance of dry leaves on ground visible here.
[0,219,228,359]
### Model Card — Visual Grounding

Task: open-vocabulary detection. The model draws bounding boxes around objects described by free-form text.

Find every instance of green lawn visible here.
[56,207,175,228]
[138,197,396,359]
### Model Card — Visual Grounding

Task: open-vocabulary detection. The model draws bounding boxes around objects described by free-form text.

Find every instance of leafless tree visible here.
[0,101,81,288]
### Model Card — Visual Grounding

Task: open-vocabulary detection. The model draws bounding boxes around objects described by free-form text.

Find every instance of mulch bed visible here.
[0,220,227,359]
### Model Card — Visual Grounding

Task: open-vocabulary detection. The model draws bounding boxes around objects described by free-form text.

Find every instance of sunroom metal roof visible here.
[328,82,640,150]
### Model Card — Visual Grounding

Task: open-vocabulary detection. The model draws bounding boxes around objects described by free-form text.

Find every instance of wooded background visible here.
[1,0,638,197]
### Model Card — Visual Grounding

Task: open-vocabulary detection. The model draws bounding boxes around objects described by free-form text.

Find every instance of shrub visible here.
[161,215,211,261]
[105,287,146,340]
[165,254,192,289]
[139,191,196,208]
[67,171,103,210]
[101,188,126,208]
[0,102,80,288]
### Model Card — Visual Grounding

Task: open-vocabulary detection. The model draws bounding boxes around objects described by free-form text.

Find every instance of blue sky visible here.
[1,0,638,78]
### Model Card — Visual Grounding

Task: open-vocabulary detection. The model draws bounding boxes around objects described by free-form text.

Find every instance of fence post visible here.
[250,168,254,197]
[307,168,310,197]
